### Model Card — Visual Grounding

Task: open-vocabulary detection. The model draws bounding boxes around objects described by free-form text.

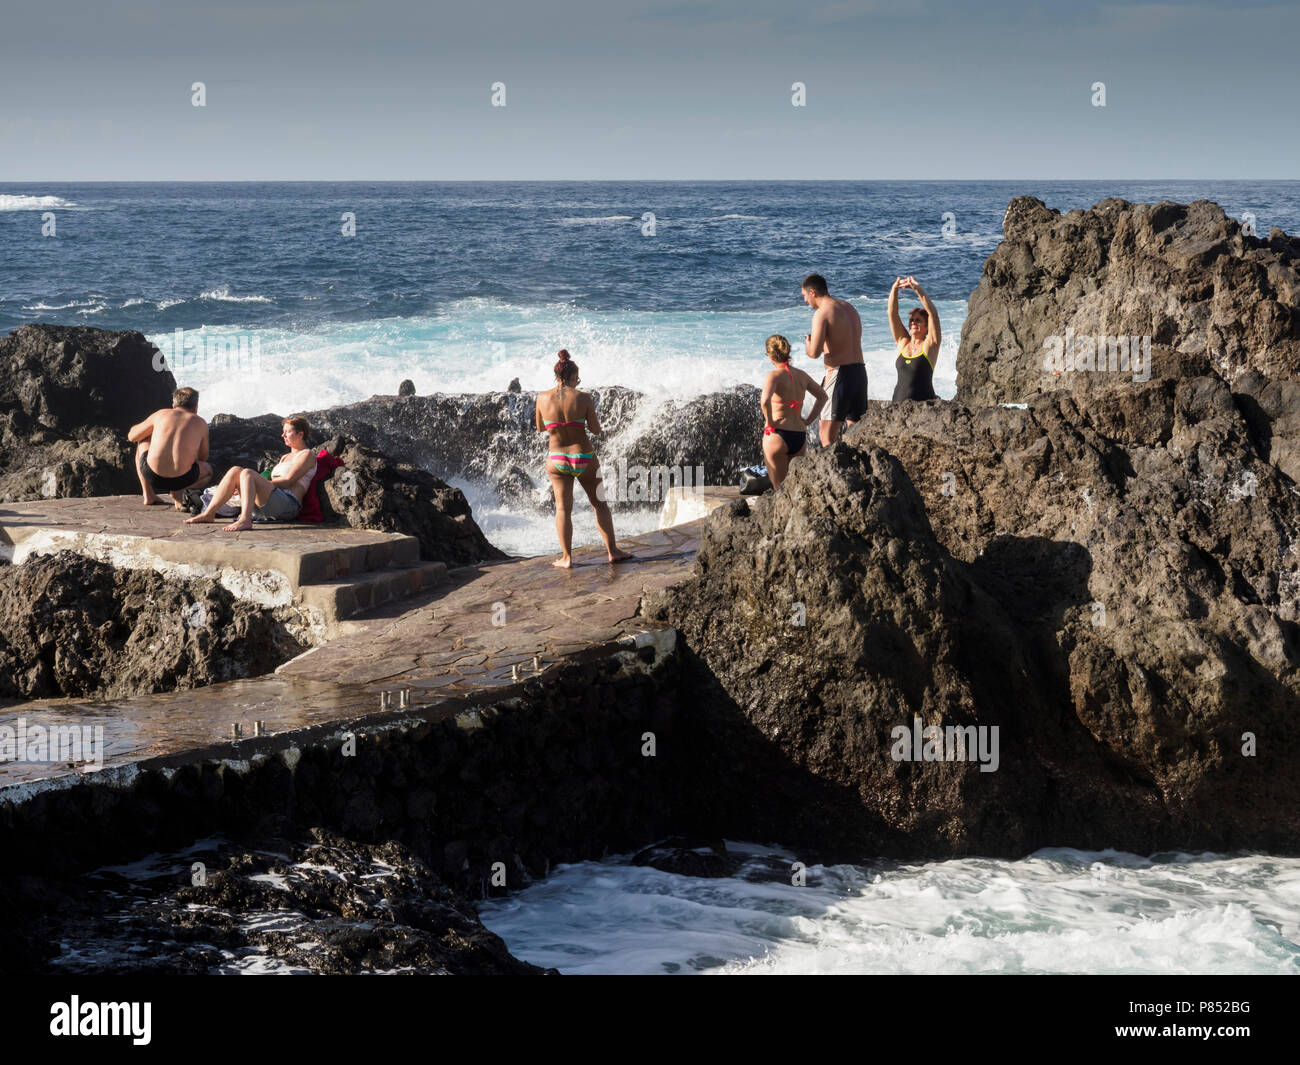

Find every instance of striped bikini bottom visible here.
[548,452,595,477]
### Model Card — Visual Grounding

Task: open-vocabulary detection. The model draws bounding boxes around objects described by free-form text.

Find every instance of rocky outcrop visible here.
[319,436,506,566]
[648,373,1300,858]
[0,325,174,501]
[205,417,504,566]
[1232,371,1300,485]
[0,550,309,699]
[957,197,1300,406]
[1,828,546,975]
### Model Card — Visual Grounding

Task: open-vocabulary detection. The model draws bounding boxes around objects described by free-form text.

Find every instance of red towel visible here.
[297,447,345,523]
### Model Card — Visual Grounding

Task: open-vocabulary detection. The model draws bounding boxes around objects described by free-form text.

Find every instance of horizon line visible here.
[2,178,1297,185]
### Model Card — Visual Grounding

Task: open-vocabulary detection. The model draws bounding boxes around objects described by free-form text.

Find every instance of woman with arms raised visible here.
[536,350,632,568]
[887,275,941,403]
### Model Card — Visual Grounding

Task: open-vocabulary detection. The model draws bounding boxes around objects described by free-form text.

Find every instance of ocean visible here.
[7,180,1300,973]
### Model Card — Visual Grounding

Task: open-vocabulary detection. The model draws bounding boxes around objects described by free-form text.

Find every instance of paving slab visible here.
[277,524,703,690]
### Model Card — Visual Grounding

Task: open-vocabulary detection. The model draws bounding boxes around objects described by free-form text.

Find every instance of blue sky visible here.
[1,0,1294,179]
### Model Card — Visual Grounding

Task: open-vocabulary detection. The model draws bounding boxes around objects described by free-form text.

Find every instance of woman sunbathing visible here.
[185,416,317,532]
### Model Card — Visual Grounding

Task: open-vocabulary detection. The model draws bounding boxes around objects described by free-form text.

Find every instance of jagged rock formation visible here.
[0,325,175,501]
[958,197,1300,406]
[0,550,309,699]
[319,436,506,566]
[0,827,547,975]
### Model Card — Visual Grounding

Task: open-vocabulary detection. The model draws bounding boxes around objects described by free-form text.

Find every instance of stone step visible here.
[297,560,449,633]
[292,535,421,587]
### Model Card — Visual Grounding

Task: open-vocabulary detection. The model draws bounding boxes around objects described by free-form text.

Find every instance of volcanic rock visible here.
[957,197,1300,406]
[318,436,506,566]
[0,550,310,699]
[648,375,1300,857]
[0,325,175,501]
[3,828,547,975]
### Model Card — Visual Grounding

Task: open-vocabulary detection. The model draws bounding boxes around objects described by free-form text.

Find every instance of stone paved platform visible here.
[0,519,705,791]
[0,496,419,589]
[278,521,701,691]
[0,496,439,637]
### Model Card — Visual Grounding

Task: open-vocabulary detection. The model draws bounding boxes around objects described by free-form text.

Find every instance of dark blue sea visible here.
[4,181,1297,420]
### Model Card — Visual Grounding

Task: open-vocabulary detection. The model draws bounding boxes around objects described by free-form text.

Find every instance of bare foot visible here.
[552,556,573,569]
[607,549,634,563]
[142,495,166,507]
[184,512,217,525]
[222,518,254,533]
[173,501,188,511]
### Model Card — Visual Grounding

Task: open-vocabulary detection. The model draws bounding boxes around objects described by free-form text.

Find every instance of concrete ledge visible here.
[0,497,419,592]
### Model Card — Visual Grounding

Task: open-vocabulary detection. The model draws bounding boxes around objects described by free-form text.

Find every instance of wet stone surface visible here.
[0,519,703,788]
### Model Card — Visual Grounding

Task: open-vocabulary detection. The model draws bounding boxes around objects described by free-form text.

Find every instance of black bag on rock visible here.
[738,466,772,495]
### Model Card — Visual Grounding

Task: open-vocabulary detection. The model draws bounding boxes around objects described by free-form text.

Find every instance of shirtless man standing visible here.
[127,387,214,508]
[801,273,866,446]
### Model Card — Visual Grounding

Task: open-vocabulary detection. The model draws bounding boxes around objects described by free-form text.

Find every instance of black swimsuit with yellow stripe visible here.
[893,339,938,402]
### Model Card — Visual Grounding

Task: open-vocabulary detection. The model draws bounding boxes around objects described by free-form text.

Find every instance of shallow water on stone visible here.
[477,844,1300,975]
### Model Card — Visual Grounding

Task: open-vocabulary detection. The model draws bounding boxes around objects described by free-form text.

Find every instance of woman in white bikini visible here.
[185,416,318,532]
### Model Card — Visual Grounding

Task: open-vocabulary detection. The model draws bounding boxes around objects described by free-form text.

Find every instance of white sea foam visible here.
[23,298,105,312]
[869,229,1001,253]
[199,285,272,303]
[0,194,79,211]
[479,846,1300,975]
[559,215,635,225]
[700,213,763,222]
[148,298,961,419]
[120,296,186,310]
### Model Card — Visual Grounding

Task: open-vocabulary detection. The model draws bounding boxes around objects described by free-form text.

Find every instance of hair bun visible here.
[557,349,571,362]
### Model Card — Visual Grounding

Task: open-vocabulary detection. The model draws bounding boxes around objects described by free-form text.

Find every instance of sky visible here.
[1,0,1296,180]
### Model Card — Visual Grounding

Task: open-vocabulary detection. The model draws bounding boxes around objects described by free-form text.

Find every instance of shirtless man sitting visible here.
[127,387,214,508]
[801,273,866,446]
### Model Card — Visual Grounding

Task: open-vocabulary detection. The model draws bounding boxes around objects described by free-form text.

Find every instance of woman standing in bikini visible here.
[887,275,941,402]
[535,350,632,568]
[761,334,827,489]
